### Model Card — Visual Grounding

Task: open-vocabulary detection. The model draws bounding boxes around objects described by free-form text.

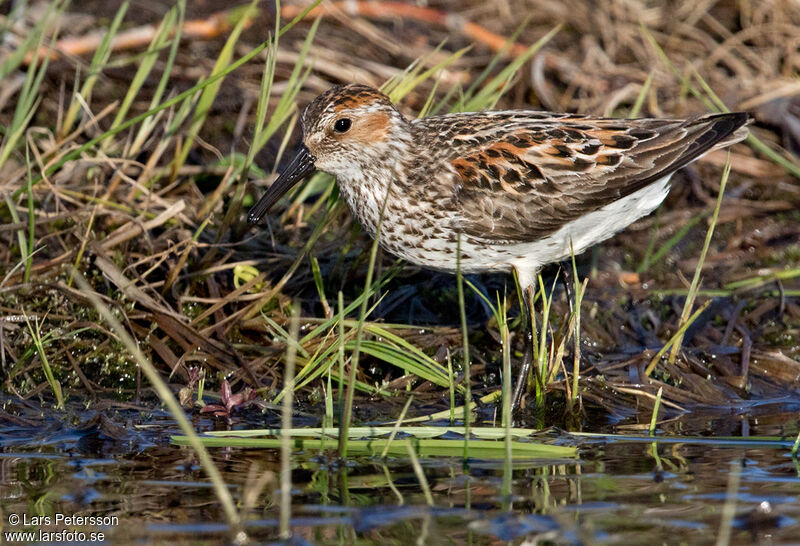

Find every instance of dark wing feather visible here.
[420,111,748,243]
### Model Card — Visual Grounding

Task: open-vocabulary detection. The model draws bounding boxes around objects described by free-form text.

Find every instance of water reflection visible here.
[2,415,800,544]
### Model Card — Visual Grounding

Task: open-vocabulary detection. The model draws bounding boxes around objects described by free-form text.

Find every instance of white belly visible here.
[507,175,673,289]
[353,175,672,290]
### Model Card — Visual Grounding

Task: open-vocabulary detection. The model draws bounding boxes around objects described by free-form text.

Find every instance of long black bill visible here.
[247,144,317,224]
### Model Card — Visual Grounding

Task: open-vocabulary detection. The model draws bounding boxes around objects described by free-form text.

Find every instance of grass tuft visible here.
[668,155,732,364]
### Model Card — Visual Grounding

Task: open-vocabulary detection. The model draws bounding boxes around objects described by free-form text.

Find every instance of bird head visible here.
[248,84,408,223]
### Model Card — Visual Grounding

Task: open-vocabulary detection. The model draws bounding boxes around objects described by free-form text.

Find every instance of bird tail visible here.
[697,112,751,152]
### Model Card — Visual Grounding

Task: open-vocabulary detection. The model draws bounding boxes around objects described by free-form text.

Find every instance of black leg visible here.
[512,338,532,411]
[560,261,574,313]
[511,285,535,414]
[512,265,577,417]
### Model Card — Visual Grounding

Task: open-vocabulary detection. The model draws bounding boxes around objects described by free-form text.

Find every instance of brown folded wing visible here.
[431,112,748,243]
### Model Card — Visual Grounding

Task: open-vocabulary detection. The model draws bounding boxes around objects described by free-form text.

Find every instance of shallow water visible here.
[2,398,800,545]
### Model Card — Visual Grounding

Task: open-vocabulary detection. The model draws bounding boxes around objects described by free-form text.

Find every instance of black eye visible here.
[334,118,351,133]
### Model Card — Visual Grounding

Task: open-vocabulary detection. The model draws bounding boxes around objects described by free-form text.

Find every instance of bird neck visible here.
[336,124,413,237]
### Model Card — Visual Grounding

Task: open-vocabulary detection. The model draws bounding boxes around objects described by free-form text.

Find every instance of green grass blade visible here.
[280,308,299,540]
[461,24,561,112]
[6,0,315,205]
[105,3,177,146]
[253,17,320,155]
[637,211,707,273]
[642,24,800,179]
[456,234,471,458]
[23,315,64,410]
[171,1,258,172]
[175,435,576,459]
[645,300,712,376]
[668,156,731,363]
[73,273,242,530]
[130,0,186,155]
[630,70,654,118]
[354,340,449,387]
[60,1,129,138]
[24,144,34,283]
[0,9,56,172]
[0,0,63,79]
[407,439,434,506]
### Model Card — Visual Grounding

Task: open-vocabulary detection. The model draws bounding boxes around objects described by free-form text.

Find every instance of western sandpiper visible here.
[248,84,749,296]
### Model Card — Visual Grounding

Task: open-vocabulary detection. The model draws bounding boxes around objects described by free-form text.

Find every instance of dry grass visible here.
[0,0,798,425]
